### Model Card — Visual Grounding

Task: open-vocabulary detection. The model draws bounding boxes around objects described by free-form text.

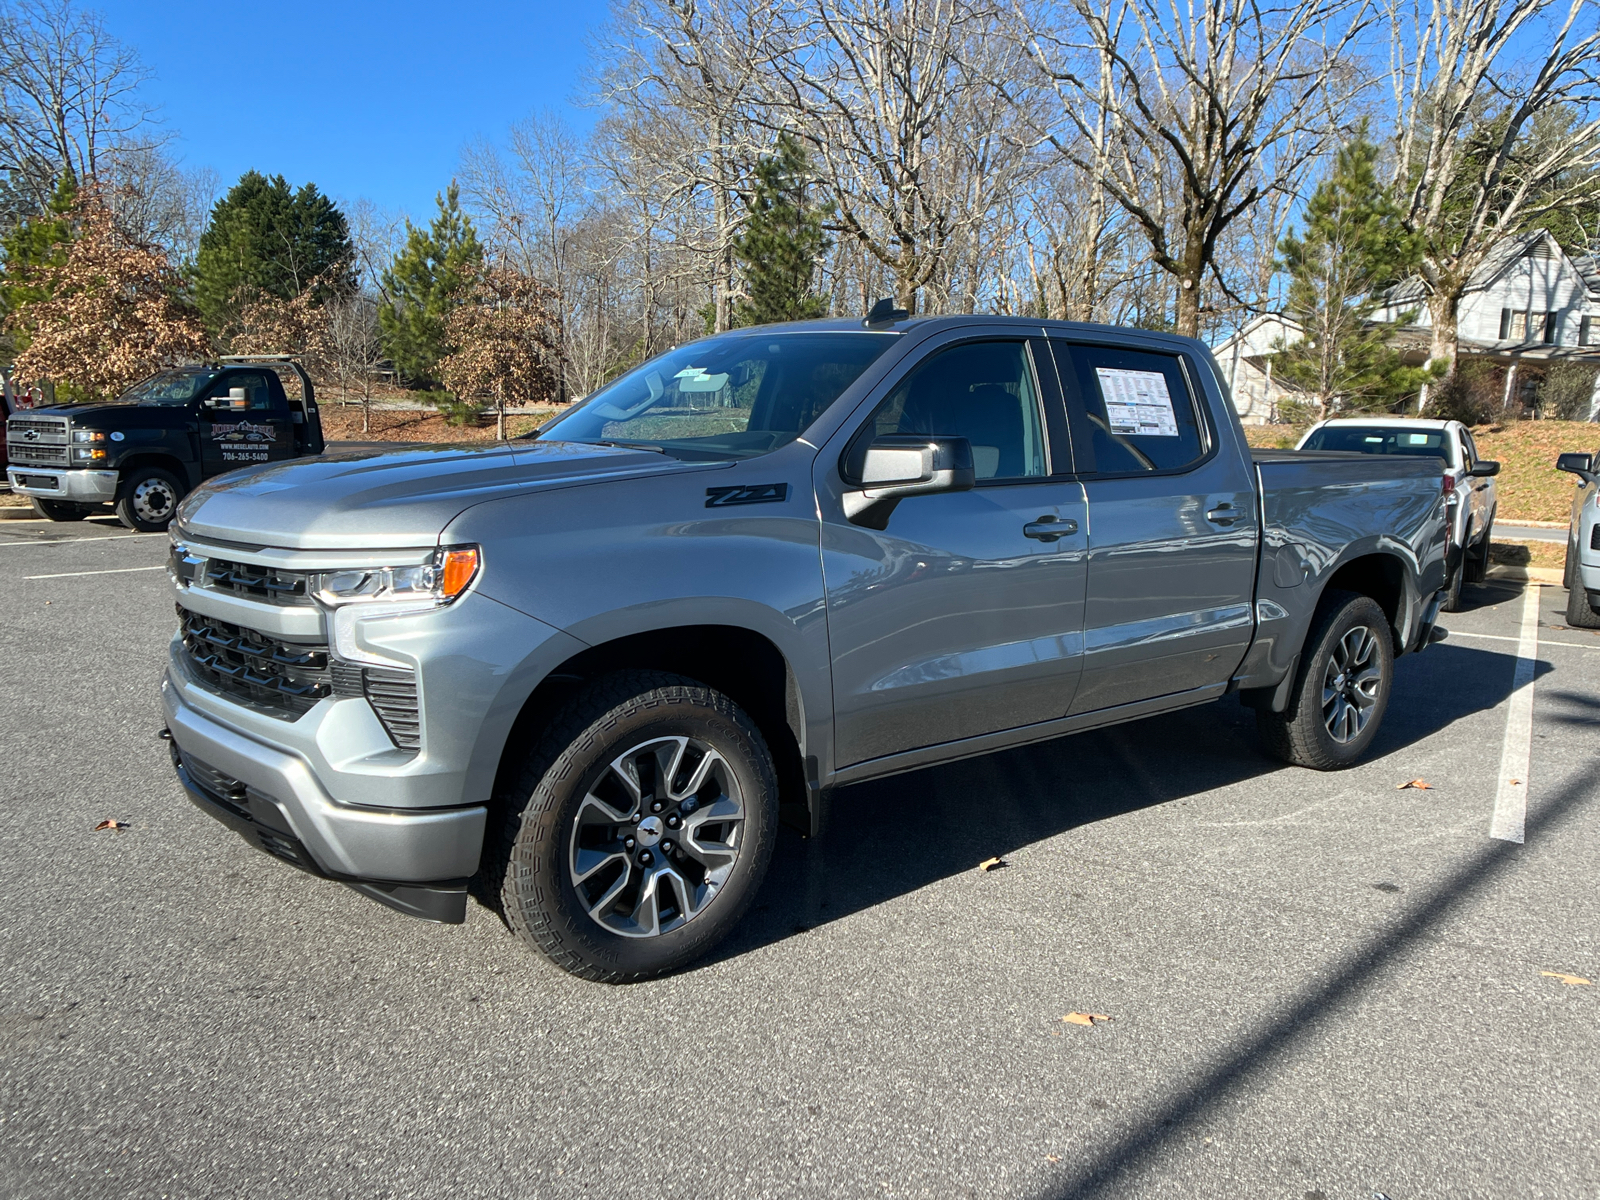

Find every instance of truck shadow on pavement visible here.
[712,640,1548,967]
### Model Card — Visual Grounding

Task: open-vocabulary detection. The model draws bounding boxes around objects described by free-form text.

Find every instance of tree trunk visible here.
[1427,291,1461,380]
[1174,276,1200,339]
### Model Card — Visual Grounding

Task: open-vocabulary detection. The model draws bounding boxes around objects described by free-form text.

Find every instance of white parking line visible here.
[1448,629,1600,651]
[24,565,167,580]
[1489,584,1541,844]
[0,532,165,547]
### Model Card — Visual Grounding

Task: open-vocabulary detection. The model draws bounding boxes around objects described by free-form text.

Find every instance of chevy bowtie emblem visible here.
[23,429,39,441]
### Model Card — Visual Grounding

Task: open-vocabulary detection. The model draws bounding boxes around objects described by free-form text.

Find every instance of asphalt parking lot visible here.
[2,516,1597,1200]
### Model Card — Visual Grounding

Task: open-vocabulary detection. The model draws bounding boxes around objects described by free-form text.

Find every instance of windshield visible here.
[1301,425,1457,467]
[533,331,897,460]
[119,367,218,407]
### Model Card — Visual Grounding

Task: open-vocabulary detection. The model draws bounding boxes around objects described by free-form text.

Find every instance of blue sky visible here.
[95,0,605,221]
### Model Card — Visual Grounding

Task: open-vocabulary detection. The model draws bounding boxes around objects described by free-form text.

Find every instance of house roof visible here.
[1382,229,1593,306]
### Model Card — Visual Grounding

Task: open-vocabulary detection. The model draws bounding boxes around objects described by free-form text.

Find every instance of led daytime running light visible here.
[311,545,480,608]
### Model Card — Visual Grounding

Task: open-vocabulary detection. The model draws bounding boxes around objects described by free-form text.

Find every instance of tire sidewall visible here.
[1298,595,1395,765]
[504,686,778,980]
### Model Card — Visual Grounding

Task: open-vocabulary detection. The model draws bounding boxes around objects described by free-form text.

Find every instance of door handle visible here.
[1206,504,1242,526]
[1023,515,1077,542]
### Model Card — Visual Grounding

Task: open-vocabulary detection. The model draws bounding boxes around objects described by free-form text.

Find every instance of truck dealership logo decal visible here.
[212,420,278,443]
[705,483,788,508]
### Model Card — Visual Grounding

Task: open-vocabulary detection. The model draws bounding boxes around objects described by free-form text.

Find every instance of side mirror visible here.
[842,435,975,530]
[1468,460,1500,478]
[1556,452,1595,483]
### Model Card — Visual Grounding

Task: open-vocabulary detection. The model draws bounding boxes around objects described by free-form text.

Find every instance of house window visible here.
[1510,311,1528,339]
[1544,311,1559,343]
[1582,315,1593,346]
[1500,308,1512,338]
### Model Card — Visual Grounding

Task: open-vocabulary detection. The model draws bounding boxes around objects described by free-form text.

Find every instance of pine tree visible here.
[1272,134,1431,418]
[378,183,484,386]
[731,134,832,327]
[0,170,77,357]
[193,171,356,334]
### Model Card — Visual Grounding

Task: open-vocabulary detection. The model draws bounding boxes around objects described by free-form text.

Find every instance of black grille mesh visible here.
[205,557,310,604]
[178,605,330,715]
[1591,522,1599,552]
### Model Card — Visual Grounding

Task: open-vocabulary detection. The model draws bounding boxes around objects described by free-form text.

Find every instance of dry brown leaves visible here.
[978,857,1008,872]
[1396,779,1433,790]
[1062,1012,1112,1027]
[1541,971,1592,986]
[93,819,128,832]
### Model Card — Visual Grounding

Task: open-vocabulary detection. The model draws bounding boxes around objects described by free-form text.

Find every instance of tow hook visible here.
[157,728,173,740]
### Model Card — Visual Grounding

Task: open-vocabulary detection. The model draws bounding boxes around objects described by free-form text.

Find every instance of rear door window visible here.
[1054,344,1206,474]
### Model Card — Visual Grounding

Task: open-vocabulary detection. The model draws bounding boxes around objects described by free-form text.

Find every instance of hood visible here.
[13,401,146,421]
[175,439,709,551]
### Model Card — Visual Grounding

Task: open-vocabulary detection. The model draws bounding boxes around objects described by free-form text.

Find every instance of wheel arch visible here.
[491,623,815,835]
[1316,549,1413,651]
[116,452,190,495]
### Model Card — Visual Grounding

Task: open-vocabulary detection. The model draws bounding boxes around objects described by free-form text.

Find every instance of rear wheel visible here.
[486,670,779,983]
[1566,577,1600,629]
[1440,545,1466,612]
[115,467,183,532]
[30,498,92,521]
[1258,590,1395,770]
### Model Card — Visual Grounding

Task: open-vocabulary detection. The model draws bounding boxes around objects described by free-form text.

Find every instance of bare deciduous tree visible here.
[1015,0,1371,336]
[1390,0,1600,376]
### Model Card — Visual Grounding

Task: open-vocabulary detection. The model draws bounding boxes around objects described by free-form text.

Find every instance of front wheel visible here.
[1440,545,1466,612]
[1465,517,1492,584]
[1258,590,1395,770]
[115,466,183,532]
[487,671,779,982]
[30,498,92,521]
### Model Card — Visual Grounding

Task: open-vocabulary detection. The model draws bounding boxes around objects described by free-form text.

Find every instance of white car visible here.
[1557,448,1600,628]
[1296,417,1499,611]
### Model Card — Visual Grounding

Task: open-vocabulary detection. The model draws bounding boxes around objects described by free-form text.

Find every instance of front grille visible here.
[204,557,311,604]
[7,443,68,466]
[7,417,66,438]
[178,605,330,715]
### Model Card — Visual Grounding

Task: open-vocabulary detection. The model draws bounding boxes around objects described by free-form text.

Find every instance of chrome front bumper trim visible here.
[7,467,118,502]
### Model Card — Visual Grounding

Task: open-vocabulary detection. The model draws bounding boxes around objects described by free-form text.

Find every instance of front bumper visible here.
[164,680,486,921]
[7,466,118,502]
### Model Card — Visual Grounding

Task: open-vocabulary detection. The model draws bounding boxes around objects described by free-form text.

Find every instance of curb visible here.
[0,506,39,520]
[1485,565,1563,584]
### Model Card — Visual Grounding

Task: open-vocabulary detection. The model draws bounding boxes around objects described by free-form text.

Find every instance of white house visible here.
[1212,229,1600,422]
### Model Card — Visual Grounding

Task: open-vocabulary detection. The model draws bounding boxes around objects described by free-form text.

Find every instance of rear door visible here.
[1047,339,1259,715]
[818,331,1090,769]
[198,371,295,476]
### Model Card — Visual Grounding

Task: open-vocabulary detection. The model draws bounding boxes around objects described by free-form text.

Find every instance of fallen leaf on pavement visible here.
[1541,971,1592,986]
[93,819,127,832]
[979,857,1008,872]
[1044,1155,1061,1163]
[1062,1012,1112,1026]
[1396,779,1433,790]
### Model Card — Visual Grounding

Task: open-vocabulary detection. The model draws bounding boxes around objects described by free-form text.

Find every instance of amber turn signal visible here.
[440,547,480,599]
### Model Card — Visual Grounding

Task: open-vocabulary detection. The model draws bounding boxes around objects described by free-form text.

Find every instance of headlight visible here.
[313,546,480,667]
[310,546,480,608]
[71,429,107,443]
[72,446,107,462]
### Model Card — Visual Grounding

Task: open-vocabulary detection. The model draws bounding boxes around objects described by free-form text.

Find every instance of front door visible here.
[198,371,295,477]
[819,335,1089,770]
[1048,339,1260,715]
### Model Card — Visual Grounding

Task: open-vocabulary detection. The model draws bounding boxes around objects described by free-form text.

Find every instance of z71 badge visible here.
[705,483,789,508]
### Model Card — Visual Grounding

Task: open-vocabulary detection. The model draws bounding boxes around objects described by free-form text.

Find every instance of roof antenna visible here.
[863,297,909,327]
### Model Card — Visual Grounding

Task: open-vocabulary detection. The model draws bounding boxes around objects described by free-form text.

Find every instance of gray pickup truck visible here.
[161,315,1449,981]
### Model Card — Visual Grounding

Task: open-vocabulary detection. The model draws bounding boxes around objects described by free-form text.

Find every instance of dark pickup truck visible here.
[6,356,324,531]
[161,315,1450,982]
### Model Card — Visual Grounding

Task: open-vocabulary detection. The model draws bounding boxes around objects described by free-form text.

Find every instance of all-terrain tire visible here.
[115,466,183,532]
[1566,577,1600,629]
[1258,590,1395,770]
[484,670,779,983]
[30,498,91,521]
[1440,544,1466,612]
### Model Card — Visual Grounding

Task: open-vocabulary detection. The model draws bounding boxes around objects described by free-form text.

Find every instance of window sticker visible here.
[1095,367,1180,437]
[1405,433,1432,445]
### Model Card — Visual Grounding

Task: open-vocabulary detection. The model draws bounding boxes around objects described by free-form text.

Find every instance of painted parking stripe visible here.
[24,565,167,580]
[0,532,166,547]
[1489,584,1541,844]
[1448,629,1599,652]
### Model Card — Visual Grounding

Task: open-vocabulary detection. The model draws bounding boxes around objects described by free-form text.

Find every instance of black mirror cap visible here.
[1556,451,1594,477]
[1469,459,1501,477]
